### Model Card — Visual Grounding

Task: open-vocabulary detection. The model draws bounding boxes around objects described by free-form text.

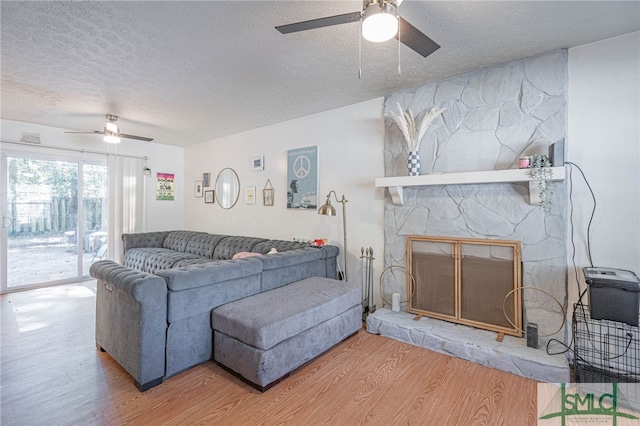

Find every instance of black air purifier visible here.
[584,267,640,327]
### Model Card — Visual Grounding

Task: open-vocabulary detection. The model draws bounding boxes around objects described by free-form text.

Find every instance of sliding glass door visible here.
[1,151,107,293]
[81,163,109,277]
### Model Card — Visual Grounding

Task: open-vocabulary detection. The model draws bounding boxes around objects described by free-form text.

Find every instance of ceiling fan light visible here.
[105,121,118,134]
[103,133,121,144]
[362,2,398,42]
[104,120,121,143]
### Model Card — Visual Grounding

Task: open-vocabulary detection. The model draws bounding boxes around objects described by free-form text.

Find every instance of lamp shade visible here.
[318,202,336,216]
[362,2,398,42]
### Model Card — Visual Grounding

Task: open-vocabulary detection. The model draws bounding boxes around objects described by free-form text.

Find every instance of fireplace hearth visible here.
[366,308,570,383]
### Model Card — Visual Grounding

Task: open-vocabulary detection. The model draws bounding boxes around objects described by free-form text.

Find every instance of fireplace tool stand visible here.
[361,247,376,320]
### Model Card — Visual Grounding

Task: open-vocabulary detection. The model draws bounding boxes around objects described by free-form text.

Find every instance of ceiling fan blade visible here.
[397,17,440,58]
[65,130,153,142]
[64,130,102,135]
[120,133,154,142]
[276,11,362,34]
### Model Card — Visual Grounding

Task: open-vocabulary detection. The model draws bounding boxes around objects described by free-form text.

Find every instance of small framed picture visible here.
[263,188,274,206]
[195,180,203,197]
[203,172,211,187]
[245,186,256,205]
[204,190,214,203]
[251,155,264,171]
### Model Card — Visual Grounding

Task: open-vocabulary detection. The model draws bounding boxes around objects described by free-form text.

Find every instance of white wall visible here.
[567,31,640,306]
[0,119,184,231]
[184,98,386,303]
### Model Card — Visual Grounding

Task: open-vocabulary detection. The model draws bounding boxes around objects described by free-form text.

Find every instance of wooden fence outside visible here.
[7,197,106,235]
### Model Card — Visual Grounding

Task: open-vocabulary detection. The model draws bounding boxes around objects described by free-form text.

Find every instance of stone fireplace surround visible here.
[368,50,571,382]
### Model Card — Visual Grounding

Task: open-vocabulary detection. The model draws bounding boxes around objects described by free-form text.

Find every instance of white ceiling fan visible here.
[65,114,154,143]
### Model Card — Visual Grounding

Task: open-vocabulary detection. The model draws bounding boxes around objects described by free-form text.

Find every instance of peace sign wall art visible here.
[286,145,319,210]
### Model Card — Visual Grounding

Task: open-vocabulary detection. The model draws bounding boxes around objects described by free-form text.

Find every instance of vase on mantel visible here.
[407,151,421,176]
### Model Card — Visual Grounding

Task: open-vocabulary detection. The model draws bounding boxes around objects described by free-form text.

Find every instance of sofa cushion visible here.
[251,240,307,254]
[172,258,219,268]
[162,231,202,253]
[213,236,267,260]
[184,233,227,258]
[157,258,263,323]
[122,231,170,253]
[258,247,322,271]
[123,247,157,271]
[157,258,263,292]
[124,247,201,274]
[211,277,361,350]
[146,250,202,274]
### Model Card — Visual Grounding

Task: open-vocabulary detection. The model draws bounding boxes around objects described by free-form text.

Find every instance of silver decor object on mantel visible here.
[548,138,565,167]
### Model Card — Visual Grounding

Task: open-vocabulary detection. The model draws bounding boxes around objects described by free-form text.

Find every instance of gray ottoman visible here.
[212,277,362,391]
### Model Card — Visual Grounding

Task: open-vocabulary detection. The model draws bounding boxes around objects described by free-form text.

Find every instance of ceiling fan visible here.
[275,0,440,58]
[65,114,154,143]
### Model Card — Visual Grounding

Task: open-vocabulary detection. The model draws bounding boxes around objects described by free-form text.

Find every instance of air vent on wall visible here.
[21,132,41,144]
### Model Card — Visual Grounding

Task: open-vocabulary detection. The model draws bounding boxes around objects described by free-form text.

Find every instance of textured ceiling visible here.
[2,1,639,147]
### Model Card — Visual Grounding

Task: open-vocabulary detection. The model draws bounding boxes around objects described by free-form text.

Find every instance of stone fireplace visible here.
[367,50,571,382]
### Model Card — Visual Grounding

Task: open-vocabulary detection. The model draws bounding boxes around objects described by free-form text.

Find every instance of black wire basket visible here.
[573,303,640,383]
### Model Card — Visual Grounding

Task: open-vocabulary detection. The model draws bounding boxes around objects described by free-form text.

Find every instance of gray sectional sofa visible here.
[90,230,339,391]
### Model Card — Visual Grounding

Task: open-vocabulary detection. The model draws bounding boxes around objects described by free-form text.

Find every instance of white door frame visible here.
[1,148,106,293]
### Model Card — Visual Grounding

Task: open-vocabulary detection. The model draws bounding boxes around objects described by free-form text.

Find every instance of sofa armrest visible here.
[90,260,168,391]
[122,231,170,254]
[321,245,339,280]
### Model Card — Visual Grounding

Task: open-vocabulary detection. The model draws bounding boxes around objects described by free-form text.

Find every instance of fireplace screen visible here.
[407,236,522,337]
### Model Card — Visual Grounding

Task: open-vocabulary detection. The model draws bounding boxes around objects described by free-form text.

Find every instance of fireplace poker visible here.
[361,247,368,314]
[368,247,376,314]
[360,247,377,319]
[365,248,370,314]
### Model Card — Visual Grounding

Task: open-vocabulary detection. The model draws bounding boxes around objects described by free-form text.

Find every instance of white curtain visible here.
[107,156,146,262]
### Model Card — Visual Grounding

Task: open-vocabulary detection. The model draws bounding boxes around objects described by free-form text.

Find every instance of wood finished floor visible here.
[1,282,538,425]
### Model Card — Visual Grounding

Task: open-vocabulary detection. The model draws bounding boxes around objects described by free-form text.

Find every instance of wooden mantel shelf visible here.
[375,166,566,206]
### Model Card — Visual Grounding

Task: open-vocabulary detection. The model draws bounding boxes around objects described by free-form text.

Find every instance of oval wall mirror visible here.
[215,168,240,209]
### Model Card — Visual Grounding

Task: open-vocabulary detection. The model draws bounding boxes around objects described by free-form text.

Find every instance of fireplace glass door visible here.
[409,240,456,318]
[407,236,522,337]
[459,243,517,330]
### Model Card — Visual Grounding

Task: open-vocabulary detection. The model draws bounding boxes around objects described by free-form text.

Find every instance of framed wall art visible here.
[195,180,203,197]
[245,186,256,205]
[287,145,318,209]
[204,190,215,203]
[263,179,274,206]
[156,173,175,201]
[203,172,211,187]
[251,155,264,171]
